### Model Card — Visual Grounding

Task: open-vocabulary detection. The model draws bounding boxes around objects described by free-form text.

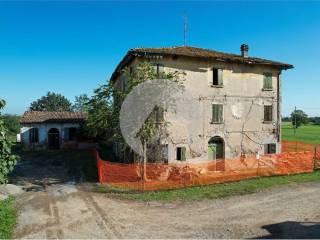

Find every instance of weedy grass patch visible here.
[95,171,320,202]
[0,197,17,239]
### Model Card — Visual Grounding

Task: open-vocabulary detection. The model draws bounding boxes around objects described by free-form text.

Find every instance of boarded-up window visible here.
[264,144,276,154]
[212,69,223,86]
[29,128,39,143]
[264,105,273,122]
[176,147,186,161]
[212,104,223,123]
[263,72,272,90]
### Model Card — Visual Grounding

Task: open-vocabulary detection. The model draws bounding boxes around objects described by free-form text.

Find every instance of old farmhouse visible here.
[111,44,293,163]
[20,111,87,149]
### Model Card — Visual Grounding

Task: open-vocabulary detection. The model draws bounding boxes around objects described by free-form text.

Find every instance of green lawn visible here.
[0,197,17,239]
[95,170,320,202]
[282,122,320,144]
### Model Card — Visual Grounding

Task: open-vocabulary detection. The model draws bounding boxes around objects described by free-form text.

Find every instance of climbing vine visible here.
[0,100,18,184]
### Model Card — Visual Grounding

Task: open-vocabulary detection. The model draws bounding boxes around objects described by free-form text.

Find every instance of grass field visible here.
[95,170,320,202]
[0,197,16,239]
[282,122,320,144]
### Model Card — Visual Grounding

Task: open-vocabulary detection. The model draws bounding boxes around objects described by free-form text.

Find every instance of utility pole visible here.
[294,106,297,135]
[294,106,297,151]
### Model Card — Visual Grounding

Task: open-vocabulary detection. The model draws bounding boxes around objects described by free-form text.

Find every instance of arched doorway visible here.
[208,136,225,160]
[48,128,60,149]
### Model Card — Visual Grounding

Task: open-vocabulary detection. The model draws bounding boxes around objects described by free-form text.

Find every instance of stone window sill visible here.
[262,88,273,91]
[210,121,224,124]
[211,85,224,88]
[263,121,273,124]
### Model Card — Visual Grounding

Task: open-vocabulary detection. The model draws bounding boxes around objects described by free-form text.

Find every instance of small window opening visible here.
[264,144,276,154]
[212,68,223,86]
[264,105,273,122]
[176,147,186,161]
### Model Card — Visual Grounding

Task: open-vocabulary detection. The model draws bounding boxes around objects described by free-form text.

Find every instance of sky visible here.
[0,1,320,117]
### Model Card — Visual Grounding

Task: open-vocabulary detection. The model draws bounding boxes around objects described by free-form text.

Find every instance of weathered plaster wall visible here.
[116,56,283,163]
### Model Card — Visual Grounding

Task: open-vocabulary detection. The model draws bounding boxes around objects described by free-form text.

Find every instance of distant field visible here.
[282,122,320,144]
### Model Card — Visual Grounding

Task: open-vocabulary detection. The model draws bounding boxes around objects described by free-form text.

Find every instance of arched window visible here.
[29,128,39,143]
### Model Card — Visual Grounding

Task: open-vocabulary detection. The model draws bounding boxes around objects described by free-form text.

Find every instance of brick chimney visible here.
[241,44,249,58]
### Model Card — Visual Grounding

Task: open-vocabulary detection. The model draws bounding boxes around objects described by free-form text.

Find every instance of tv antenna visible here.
[183,12,188,46]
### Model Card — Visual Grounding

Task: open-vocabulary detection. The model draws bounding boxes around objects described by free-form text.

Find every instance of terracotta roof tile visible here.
[20,111,87,124]
[132,46,293,67]
[110,45,293,82]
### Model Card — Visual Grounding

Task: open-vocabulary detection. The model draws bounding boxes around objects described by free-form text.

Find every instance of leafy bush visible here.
[0,197,17,239]
[0,114,21,136]
[310,117,320,125]
[0,100,18,184]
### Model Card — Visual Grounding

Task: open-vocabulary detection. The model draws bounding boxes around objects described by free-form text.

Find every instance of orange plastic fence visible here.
[282,141,319,153]
[94,141,317,191]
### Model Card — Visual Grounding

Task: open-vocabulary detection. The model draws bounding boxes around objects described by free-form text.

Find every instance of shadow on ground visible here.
[256,221,320,239]
[9,147,97,192]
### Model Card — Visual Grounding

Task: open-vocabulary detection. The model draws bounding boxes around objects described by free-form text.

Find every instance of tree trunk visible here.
[143,141,147,181]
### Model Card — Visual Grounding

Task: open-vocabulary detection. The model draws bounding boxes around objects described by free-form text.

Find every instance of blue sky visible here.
[0,1,320,117]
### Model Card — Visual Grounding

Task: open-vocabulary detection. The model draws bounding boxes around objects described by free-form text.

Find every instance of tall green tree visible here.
[73,94,90,112]
[0,114,21,137]
[85,61,185,170]
[30,92,72,112]
[0,100,18,184]
[291,109,309,128]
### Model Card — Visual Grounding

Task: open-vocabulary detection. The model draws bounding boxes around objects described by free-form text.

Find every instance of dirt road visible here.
[13,181,320,239]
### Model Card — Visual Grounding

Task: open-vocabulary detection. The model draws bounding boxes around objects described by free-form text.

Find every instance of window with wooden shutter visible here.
[64,128,69,140]
[212,69,223,86]
[212,104,223,123]
[264,105,273,122]
[154,106,164,123]
[176,147,186,161]
[263,72,272,90]
[29,128,39,143]
[151,63,164,76]
[264,143,276,154]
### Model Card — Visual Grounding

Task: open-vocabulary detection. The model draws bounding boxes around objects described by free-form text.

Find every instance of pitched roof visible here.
[20,111,87,124]
[110,45,293,82]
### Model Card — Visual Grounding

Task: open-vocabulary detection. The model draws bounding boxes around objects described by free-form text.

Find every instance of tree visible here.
[30,92,72,112]
[85,62,185,169]
[0,114,21,136]
[0,100,18,184]
[291,109,309,128]
[310,116,320,125]
[73,94,90,112]
[84,85,113,143]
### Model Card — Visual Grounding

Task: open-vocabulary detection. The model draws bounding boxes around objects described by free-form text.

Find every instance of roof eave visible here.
[109,49,294,83]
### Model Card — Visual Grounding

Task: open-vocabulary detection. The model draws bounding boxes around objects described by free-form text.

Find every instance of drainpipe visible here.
[277,72,281,152]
